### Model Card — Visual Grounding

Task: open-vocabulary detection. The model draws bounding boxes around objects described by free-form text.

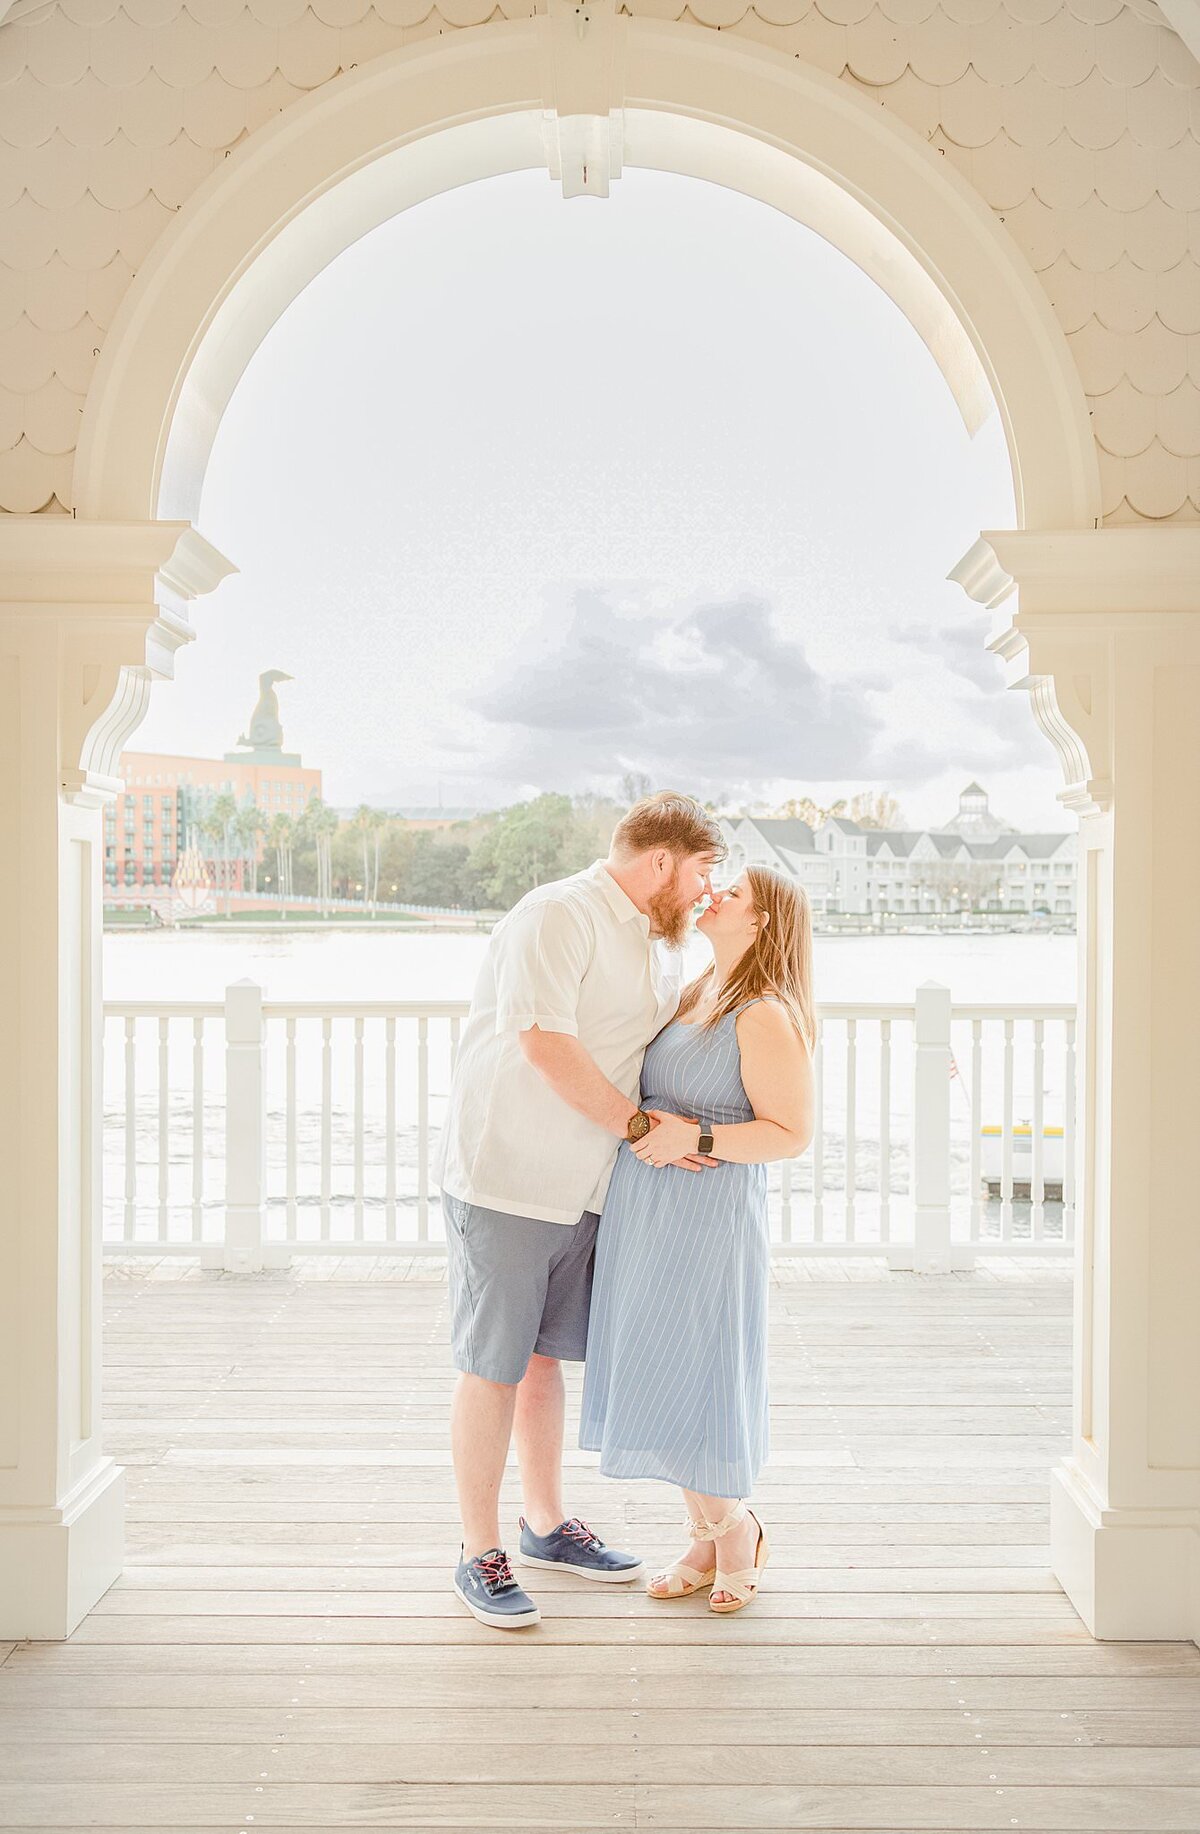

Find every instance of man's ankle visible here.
[461,1538,503,1565]
[522,1509,565,1538]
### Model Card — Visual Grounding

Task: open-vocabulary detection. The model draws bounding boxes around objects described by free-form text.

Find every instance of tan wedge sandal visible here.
[706,1499,769,1614]
[645,1514,717,1599]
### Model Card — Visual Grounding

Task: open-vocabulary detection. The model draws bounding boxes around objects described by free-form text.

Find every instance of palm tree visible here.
[208,791,239,918]
[235,803,266,896]
[299,797,340,917]
[352,805,373,913]
[268,812,295,920]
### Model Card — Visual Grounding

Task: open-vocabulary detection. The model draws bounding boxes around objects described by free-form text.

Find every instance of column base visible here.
[0,1457,126,1640]
[1051,1458,1200,1644]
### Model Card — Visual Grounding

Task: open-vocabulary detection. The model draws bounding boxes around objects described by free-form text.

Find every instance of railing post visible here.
[901,981,973,1273]
[210,978,286,1272]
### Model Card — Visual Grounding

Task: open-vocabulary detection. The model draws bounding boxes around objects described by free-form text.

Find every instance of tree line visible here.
[191,781,908,916]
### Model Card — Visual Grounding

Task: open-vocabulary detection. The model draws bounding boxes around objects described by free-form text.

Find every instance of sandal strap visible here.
[684,1514,711,1539]
[705,1499,748,1540]
[711,1568,760,1604]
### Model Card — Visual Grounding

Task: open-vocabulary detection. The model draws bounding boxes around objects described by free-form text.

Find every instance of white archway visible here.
[73,13,1100,535]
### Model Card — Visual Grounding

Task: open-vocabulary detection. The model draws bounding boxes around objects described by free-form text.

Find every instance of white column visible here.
[889,981,973,1273]
[952,527,1200,1644]
[0,518,233,1638]
[212,978,288,1273]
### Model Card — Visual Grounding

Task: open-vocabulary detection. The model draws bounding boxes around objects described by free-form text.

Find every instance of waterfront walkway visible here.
[1,1256,1198,1830]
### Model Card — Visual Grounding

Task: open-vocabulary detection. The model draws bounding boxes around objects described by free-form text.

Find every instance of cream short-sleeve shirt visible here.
[433,861,683,1225]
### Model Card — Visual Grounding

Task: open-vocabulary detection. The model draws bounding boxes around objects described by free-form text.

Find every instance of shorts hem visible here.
[531,1339,587,1363]
[451,1353,530,1388]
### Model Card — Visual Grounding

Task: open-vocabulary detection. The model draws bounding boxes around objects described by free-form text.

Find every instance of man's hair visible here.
[610,791,727,863]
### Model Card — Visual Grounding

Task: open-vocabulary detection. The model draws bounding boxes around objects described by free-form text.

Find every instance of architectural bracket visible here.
[949,528,1200,820]
[0,519,237,807]
[537,0,627,198]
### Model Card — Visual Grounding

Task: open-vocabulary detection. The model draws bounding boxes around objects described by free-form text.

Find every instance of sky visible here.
[135,167,1070,833]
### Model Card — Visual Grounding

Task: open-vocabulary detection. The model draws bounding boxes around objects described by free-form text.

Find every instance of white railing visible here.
[101,980,1076,1269]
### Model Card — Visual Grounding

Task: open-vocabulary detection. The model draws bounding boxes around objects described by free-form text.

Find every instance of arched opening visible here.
[114,161,1078,1263]
[73,22,1099,535]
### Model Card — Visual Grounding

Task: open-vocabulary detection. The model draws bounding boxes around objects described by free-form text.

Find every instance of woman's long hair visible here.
[678,867,817,1052]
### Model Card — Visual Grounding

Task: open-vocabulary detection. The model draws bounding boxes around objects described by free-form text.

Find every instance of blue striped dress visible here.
[579,998,771,1499]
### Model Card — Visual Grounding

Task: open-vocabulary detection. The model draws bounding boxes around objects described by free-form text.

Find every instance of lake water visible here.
[103,924,1077,1006]
[101,927,1076,1249]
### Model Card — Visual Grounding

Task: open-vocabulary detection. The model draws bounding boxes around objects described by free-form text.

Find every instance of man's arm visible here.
[518,1026,638,1138]
[519,1027,712,1171]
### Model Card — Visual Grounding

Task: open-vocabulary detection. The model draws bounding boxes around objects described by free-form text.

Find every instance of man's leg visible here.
[513,1353,565,1537]
[450,1371,518,1562]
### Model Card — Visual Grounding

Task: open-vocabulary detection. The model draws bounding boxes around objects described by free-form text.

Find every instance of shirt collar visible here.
[589,860,650,930]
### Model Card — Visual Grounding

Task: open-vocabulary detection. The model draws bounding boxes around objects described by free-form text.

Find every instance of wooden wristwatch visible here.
[626,1110,652,1143]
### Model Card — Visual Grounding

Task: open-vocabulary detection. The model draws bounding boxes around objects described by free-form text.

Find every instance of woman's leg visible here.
[688,1487,761,1605]
[645,1487,716,1597]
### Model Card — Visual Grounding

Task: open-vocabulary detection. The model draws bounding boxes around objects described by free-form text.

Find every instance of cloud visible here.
[888,614,1005,693]
[467,590,892,798]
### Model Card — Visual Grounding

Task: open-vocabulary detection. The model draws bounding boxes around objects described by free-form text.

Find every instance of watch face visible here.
[628,1110,652,1142]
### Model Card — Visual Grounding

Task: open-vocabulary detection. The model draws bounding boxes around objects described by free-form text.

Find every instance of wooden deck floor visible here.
[2,1255,1199,1831]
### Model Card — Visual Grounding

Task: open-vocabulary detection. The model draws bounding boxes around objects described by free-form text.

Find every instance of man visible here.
[434,791,726,1628]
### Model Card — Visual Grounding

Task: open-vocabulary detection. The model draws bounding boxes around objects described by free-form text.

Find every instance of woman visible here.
[579,867,816,1612]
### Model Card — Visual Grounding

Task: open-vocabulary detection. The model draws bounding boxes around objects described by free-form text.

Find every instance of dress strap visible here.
[730,994,783,1018]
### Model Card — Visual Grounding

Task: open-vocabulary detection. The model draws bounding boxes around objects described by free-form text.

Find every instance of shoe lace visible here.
[560,1516,603,1551]
[476,1551,516,1593]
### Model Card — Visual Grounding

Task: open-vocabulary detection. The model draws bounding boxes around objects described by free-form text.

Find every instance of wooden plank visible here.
[0,1739,1197,1785]
[2,1706,1198,1747]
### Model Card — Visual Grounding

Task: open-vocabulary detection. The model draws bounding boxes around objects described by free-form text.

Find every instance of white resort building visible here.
[723,783,1078,917]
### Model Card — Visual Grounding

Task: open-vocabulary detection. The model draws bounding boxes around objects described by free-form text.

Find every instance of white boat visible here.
[980,1123,1065,1199]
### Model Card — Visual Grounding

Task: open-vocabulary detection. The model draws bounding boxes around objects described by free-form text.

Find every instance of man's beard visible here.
[647,869,694,948]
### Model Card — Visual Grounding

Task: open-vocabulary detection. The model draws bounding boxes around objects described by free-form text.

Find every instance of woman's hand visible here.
[631,1110,710,1169]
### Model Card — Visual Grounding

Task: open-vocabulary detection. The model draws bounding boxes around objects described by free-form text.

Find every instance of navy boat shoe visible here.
[453,1546,541,1629]
[517,1515,644,1583]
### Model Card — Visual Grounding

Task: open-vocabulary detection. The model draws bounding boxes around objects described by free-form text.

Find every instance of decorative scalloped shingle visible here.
[1,0,1197,519]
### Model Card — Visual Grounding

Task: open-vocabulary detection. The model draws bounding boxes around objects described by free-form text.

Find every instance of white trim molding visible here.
[0,519,236,807]
[950,528,1200,819]
[72,14,1100,534]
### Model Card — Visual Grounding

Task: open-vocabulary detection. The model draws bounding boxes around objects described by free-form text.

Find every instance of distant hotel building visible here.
[721,783,1077,919]
[107,671,321,891]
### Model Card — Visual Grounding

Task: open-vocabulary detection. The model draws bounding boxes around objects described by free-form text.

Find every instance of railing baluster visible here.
[812,1030,824,1243]
[1031,1018,1045,1239]
[123,1016,136,1242]
[385,1016,397,1242]
[191,1017,204,1244]
[1001,1017,1015,1240]
[1063,1016,1077,1243]
[845,1017,857,1242]
[286,1017,297,1242]
[969,1018,983,1241]
[320,1015,332,1241]
[879,1018,891,1244]
[353,1015,365,1241]
[417,1016,430,1242]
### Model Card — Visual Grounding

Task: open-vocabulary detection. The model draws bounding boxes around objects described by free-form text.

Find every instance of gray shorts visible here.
[442,1193,599,1386]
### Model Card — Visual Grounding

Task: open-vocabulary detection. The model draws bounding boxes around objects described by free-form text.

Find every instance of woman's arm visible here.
[631,1000,815,1167]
